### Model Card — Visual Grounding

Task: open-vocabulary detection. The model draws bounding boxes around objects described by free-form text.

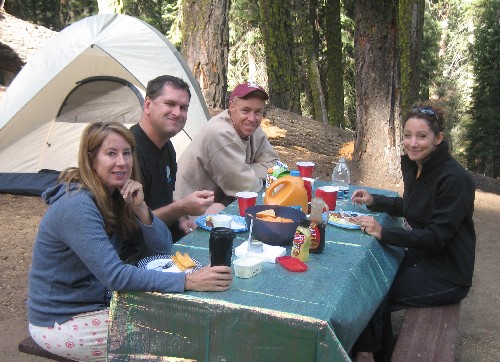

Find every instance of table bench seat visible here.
[18,336,74,361]
[391,303,461,362]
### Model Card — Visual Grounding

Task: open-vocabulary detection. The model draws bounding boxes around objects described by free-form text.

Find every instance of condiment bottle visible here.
[309,197,328,254]
[291,219,311,262]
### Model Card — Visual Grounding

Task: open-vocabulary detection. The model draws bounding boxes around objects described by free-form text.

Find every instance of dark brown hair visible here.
[404,101,446,136]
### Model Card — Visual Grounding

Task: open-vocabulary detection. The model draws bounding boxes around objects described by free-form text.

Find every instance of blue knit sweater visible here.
[28,183,185,326]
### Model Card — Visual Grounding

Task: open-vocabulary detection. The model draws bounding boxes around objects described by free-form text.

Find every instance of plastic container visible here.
[291,219,311,262]
[264,174,308,213]
[233,256,263,278]
[332,157,350,199]
[276,256,307,272]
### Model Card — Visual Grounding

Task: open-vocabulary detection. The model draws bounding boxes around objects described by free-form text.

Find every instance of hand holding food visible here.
[351,189,374,206]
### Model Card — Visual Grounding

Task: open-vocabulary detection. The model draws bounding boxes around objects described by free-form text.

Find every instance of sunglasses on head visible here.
[411,107,439,121]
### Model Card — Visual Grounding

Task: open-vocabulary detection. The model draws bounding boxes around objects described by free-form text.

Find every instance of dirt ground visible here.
[1,108,499,361]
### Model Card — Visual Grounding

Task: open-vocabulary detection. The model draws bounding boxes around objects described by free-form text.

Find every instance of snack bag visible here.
[266,161,289,188]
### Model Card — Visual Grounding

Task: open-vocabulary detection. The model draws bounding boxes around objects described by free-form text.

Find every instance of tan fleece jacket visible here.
[174,110,279,205]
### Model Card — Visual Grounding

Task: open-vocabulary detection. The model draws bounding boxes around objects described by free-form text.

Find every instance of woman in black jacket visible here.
[350,102,476,362]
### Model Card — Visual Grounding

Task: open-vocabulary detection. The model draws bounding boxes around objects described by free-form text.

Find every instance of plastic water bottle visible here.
[332,158,350,199]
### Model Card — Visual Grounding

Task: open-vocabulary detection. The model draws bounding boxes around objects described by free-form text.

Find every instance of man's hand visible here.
[181,190,215,216]
[179,215,196,234]
[185,266,233,291]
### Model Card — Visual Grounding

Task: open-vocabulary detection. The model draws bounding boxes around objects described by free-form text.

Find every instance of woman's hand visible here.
[185,266,233,292]
[120,179,144,205]
[354,215,382,240]
[351,189,374,207]
[120,179,151,224]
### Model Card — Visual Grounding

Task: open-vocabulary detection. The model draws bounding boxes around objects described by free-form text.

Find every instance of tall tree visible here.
[181,0,230,109]
[398,0,425,111]
[353,0,403,186]
[258,0,300,112]
[325,0,344,127]
[296,0,328,123]
[228,0,267,91]
[466,0,500,178]
[418,1,441,100]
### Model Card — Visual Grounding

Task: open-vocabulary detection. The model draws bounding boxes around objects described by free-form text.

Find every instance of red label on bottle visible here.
[309,222,320,250]
[292,231,305,256]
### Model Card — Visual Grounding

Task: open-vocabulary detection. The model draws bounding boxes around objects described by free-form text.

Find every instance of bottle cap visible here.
[299,218,310,227]
[290,170,300,176]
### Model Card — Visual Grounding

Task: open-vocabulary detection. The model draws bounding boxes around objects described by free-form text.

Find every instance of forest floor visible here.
[0,107,499,361]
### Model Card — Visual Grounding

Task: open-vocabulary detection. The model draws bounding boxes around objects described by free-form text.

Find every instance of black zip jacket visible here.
[369,141,476,287]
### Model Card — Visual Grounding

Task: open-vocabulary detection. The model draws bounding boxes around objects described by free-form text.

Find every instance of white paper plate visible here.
[195,214,248,232]
[328,211,365,230]
[138,254,203,274]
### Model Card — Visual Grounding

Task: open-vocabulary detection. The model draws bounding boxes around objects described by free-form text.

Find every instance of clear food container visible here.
[233,256,263,278]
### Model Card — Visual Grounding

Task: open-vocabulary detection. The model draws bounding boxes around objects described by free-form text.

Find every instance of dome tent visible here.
[0,13,209,195]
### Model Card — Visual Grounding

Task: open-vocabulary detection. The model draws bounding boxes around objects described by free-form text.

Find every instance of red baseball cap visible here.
[229,82,269,102]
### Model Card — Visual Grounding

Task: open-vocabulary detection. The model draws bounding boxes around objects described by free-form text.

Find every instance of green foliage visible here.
[228,1,267,90]
[122,0,178,37]
[4,0,98,30]
[419,2,441,99]
[465,0,500,177]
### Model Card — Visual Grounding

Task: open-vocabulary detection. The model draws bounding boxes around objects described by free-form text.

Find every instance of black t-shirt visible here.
[130,124,183,241]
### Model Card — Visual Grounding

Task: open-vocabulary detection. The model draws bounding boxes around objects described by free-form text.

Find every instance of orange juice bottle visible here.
[264,171,308,213]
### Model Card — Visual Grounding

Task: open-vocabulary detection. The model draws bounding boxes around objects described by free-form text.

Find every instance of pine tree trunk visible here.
[296,0,327,123]
[325,0,344,127]
[258,0,300,113]
[399,0,425,111]
[181,0,230,109]
[353,0,403,187]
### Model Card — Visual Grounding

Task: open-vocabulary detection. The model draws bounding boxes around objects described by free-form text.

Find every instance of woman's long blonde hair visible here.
[58,122,141,238]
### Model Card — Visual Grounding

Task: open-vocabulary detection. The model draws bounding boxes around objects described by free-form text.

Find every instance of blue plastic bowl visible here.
[245,205,307,246]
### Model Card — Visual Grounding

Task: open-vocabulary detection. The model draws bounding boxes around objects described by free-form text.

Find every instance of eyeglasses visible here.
[411,106,439,121]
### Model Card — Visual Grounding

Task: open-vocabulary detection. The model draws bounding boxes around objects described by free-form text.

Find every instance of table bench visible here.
[391,303,461,361]
[18,336,74,361]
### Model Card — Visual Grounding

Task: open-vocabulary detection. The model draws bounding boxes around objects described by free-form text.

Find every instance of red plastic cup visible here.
[236,191,258,216]
[302,178,313,202]
[296,161,315,178]
[315,186,339,211]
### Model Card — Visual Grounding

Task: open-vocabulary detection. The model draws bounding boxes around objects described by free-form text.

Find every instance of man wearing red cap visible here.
[174,82,279,214]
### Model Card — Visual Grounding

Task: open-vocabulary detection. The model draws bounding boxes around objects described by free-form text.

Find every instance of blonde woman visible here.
[28,122,232,361]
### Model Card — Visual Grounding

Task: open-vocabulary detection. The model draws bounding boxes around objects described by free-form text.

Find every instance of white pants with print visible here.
[29,309,109,362]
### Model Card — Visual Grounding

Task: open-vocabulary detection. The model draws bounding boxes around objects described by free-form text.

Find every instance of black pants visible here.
[350,254,470,361]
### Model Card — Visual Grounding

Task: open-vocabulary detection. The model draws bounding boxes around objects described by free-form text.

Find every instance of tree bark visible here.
[258,0,300,113]
[353,0,403,187]
[399,0,424,111]
[325,0,344,127]
[296,0,327,123]
[181,0,230,109]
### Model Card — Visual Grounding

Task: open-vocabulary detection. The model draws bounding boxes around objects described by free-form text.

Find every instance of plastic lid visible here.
[276,256,308,272]
[299,218,311,227]
[290,170,300,176]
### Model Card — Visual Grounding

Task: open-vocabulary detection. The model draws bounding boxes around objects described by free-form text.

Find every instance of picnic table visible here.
[107,183,404,361]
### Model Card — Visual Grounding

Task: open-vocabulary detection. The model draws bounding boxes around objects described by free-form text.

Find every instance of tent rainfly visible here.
[0,13,209,195]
